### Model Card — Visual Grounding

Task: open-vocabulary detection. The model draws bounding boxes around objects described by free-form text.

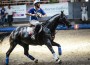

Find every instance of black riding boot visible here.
[31,24,42,40]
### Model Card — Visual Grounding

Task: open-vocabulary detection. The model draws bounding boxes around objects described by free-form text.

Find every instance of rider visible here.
[26,0,47,40]
[0,5,6,26]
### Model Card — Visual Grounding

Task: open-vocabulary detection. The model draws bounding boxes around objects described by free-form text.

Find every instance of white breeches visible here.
[30,20,41,26]
[82,14,88,21]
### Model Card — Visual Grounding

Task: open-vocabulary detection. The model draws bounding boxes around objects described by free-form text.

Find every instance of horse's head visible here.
[42,13,72,40]
[58,11,71,28]
[43,12,72,33]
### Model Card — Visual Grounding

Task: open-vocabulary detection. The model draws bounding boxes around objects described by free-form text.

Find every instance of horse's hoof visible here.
[58,60,62,64]
[34,59,38,63]
[56,59,62,64]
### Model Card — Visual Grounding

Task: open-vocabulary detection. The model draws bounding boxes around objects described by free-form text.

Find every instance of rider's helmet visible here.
[34,0,40,4]
[34,0,40,8]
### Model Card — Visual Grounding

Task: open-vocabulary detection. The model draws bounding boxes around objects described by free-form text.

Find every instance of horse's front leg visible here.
[52,41,62,55]
[24,45,38,63]
[45,39,61,64]
[19,42,38,63]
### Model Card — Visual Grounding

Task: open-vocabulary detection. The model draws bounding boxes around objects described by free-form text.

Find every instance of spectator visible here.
[0,13,1,25]
[81,3,88,22]
[0,6,1,25]
[6,5,14,26]
[0,5,6,26]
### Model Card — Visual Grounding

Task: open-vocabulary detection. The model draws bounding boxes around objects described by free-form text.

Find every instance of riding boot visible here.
[31,24,42,40]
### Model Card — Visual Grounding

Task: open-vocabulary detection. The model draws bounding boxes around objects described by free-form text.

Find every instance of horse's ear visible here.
[61,10,64,13]
[61,11,63,14]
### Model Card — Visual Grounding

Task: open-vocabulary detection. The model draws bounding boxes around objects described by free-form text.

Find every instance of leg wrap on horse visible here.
[27,55,35,60]
[6,56,9,65]
[24,52,35,60]
[58,47,62,55]
[53,53,58,60]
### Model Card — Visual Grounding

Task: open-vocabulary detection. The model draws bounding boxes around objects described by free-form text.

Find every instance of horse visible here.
[5,13,71,65]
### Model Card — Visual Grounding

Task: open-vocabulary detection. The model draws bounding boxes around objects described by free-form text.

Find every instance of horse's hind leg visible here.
[6,41,17,65]
[45,39,61,63]
[19,43,38,63]
[52,42,62,55]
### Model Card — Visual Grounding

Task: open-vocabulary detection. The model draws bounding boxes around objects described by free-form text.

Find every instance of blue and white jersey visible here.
[0,8,6,16]
[28,7,46,20]
[0,7,1,14]
[81,6,88,14]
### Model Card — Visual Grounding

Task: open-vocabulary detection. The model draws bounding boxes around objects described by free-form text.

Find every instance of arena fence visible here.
[0,24,90,33]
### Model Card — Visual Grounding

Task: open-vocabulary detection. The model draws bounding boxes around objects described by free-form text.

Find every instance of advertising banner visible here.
[5,5,26,18]
[41,3,69,16]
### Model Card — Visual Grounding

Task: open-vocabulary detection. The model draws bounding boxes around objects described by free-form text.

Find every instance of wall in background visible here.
[13,2,90,22]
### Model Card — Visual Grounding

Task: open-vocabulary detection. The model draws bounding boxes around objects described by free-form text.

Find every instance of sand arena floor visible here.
[0,29,90,65]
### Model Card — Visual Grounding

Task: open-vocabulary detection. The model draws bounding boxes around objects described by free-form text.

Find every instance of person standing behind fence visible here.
[0,6,1,22]
[6,5,14,26]
[81,3,88,22]
[0,5,6,26]
[0,6,1,25]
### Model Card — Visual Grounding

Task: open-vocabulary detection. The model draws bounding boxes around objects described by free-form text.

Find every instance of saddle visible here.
[21,25,43,40]
[14,26,34,39]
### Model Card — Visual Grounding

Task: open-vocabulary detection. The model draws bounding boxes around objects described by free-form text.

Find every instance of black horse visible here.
[5,13,71,65]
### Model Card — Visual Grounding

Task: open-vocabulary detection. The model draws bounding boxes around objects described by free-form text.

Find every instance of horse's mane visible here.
[42,14,60,26]
[46,14,60,22]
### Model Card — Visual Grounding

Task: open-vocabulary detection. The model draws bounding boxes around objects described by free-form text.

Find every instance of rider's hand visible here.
[32,14,36,16]
[37,13,42,18]
[26,13,29,15]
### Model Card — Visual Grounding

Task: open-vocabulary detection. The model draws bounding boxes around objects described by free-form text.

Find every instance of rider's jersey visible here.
[28,7,46,20]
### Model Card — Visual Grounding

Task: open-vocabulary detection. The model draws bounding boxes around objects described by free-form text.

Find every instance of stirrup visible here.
[31,34,35,40]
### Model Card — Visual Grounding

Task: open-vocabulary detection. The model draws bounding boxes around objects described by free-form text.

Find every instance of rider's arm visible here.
[41,14,47,17]
[26,8,36,16]
[40,8,47,17]
[26,12,36,16]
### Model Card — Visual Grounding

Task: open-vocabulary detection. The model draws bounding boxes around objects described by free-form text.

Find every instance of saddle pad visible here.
[26,27,34,35]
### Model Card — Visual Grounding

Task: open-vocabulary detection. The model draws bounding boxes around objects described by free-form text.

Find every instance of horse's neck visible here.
[43,14,60,36]
[47,14,59,29]
[50,21,58,36]
[48,19,59,34]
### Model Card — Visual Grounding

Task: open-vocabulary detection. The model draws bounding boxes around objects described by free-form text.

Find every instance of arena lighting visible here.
[74,24,79,30]
[85,0,89,2]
